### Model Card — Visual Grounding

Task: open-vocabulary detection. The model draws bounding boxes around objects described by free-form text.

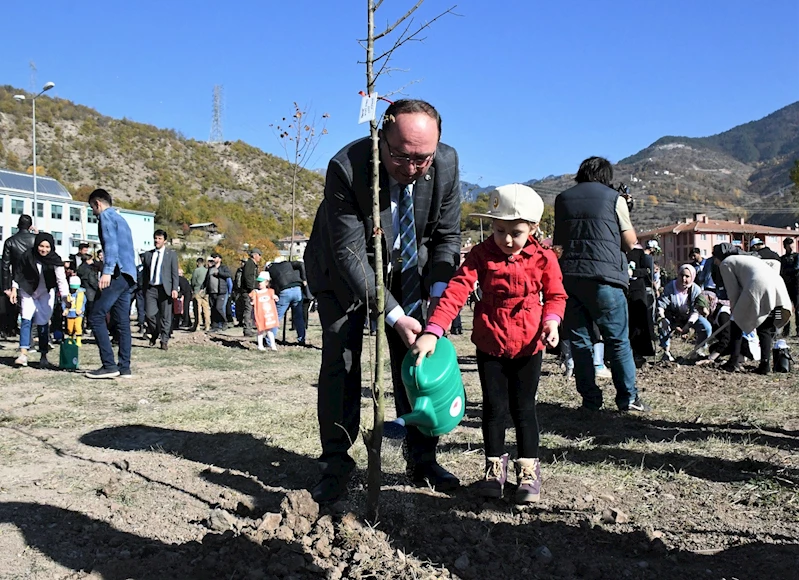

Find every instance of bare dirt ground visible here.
[0,310,797,579]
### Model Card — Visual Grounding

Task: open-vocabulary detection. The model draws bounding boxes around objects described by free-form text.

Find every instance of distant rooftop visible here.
[0,168,72,199]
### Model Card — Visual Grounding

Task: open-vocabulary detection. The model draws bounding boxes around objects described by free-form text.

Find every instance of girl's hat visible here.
[69,276,81,288]
[257,271,271,282]
[469,184,544,223]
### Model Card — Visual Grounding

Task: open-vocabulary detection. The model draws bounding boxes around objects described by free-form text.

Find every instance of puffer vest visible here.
[554,181,628,289]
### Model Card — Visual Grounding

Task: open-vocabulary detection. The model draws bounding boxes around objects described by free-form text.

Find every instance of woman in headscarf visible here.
[9,232,69,368]
[712,243,793,373]
[656,263,712,362]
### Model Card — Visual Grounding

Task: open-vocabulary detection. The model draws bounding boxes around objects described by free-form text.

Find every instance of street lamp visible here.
[14,81,55,228]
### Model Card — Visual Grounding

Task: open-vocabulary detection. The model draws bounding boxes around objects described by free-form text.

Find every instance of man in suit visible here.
[305,99,462,503]
[141,229,179,350]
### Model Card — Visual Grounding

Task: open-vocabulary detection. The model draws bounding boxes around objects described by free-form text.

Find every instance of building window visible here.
[87,234,99,241]
[0,198,3,211]
[11,199,24,215]
[717,234,728,242]
[70,207,82,222]
[768,236,778,243]
[53,232,63,246]
[12,227,18,235]
[51,204,63,219]
[88,212,98,224]
[37,202,44,218]
[702,249,707,256]
[700,234,707,240]
[0,226,3,239]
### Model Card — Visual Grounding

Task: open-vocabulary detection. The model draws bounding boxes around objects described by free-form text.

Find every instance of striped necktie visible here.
[398,184,421,317]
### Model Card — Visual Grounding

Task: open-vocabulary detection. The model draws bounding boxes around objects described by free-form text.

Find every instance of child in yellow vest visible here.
[250,271,279,351]
[64,276,86,346]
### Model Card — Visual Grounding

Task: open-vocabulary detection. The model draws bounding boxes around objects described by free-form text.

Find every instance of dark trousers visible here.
[315,291,438,476]
[728,314,776,367]
[135,288,145,328]
[83,300,94,331]
[476,350,542,459]
[146,285,173,343]
[210,293,227,327]
[241,293,254,332]
[89,274,134,372]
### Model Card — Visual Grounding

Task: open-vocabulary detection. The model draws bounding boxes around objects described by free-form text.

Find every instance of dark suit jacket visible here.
[141,247,179,295]
[305,136,461,316]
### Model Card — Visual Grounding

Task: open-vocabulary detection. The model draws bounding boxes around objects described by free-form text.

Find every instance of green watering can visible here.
[384,337,466,439]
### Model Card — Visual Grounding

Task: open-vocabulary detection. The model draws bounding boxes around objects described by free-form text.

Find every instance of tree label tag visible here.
[358,93,378,124]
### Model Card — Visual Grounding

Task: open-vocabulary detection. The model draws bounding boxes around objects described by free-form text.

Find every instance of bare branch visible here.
[374,0,424,41]
[374,0,384,10]
[382,79,420,99]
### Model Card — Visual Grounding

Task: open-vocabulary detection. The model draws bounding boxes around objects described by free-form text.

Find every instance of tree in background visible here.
[271,104,329,260]
[791,160,799,194]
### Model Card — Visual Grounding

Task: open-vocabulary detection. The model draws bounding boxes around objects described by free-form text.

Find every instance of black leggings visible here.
[476,350,542,459]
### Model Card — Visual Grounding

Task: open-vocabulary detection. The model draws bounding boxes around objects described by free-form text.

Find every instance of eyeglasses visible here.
[384,139,435,167]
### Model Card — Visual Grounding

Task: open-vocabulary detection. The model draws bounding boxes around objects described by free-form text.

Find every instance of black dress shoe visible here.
[311,471,352,504]
[409,461,459,492]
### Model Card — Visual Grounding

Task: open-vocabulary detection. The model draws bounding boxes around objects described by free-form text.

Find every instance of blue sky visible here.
[2,0,797,186]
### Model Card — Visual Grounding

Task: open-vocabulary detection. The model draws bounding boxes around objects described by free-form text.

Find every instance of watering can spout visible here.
[399,396,438,431]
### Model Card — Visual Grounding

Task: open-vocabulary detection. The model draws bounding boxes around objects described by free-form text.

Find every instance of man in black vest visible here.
[554,157,650,412]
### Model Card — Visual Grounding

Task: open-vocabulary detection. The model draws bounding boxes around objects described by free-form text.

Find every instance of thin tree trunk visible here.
[364,0,386,523]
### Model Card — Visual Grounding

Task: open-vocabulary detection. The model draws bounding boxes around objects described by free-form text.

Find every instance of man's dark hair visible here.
[196,257,205,265]
[88,188,113,206]
[17,214,32,230]
[79,243,90,251]
[154,229,168,239]
[381,99,441,137]
[575,156,614,186]
[691,247,701,255]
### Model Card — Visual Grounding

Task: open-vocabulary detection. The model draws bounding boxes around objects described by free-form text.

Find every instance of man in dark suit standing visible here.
[141,229,179,350]
[305,99,462,503]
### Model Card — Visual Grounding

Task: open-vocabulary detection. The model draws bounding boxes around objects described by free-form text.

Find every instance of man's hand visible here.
[393,315,422,348]
[8,288,17,305]
[3,289,11,298]
[99,274,111,289]
[541,320,559,348]
[171,290,178,300]
[411,333,438,366]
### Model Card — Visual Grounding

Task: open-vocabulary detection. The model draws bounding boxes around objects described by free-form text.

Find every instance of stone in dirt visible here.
[454,553,470,570]
[256,512,282,535]
[207,508,234,532]
[601,507,629,524]
[534,545,553,564]
[280,490,319,522]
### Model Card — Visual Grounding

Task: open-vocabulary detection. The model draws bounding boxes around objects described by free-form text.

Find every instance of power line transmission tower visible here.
[209,85,224,142]
[29,61,37,92]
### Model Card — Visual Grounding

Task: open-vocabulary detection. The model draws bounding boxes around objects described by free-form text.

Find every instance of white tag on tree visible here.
[358,93,378,124]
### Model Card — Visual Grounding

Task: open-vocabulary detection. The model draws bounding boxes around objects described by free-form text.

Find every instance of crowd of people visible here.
[2,98,795,508]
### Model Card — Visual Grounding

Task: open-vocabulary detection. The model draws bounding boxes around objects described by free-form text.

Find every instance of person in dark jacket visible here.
[553,156,649,413]
[1,215,36,338]
[175,268,193,329]
[204,252,232,331]
[77,254,100,334]
[268,256,307,344]
[241,249,261,337]
[780,237,799,337]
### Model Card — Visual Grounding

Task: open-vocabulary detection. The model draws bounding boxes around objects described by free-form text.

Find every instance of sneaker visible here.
[14,352,28,367]
[514,458,541,503]
[118,370,134,379]
[623,396,651,413]
[257,346,266,351]
[474,454,508,499]
[85,367,121,379]
[696,345,710,358]
[594,365,612,379]
[661,351,675,363]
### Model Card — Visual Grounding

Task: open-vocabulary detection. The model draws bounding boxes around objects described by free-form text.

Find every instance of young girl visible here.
[64,275,86,346]
[412,184,567,503]
[250,271,279,351]
[10,232,69,368]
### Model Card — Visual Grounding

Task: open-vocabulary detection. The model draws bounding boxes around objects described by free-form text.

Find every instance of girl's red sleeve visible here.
[427,247,482,331]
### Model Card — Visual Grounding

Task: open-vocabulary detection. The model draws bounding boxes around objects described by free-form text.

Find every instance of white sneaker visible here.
[661,351,675,362]
[258,346,266,351]
[14,353,28,367]
[594,365,612,379]
[696,345,710,358]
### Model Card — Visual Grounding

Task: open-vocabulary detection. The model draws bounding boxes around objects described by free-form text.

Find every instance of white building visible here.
[0,169,155,260]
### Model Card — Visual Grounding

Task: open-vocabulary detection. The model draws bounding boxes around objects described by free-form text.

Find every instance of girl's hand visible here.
[541,320,559,348]
[411,333,438,366]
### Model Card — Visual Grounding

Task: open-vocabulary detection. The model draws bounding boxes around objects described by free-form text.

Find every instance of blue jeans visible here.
[659,316,712,350]
[563,279,638,410]
[276,286,305,342]
[89,274,135,372]
[20,319,49,353]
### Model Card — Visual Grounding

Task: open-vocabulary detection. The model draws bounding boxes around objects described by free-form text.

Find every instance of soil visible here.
[0,314,797,580]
